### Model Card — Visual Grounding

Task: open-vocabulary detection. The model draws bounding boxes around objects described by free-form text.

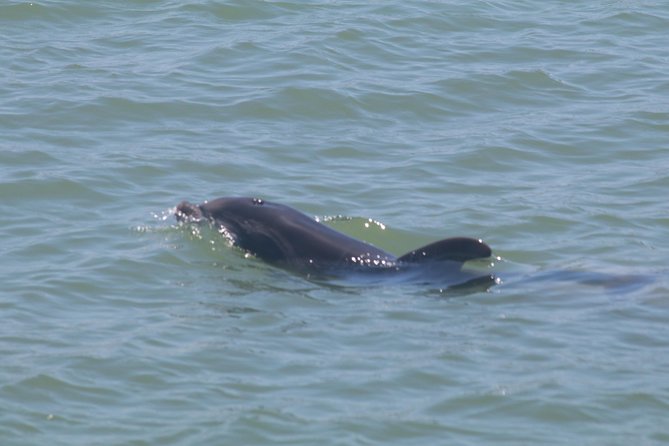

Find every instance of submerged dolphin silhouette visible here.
[176,197,493,286]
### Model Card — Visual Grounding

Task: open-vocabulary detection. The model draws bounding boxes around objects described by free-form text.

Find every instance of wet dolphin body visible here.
[176,197,494,286]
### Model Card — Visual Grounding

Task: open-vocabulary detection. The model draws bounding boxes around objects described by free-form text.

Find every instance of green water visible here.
[1,1,668,444]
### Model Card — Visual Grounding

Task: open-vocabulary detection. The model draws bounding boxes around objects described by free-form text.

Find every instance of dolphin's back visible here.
[195,197,394,271]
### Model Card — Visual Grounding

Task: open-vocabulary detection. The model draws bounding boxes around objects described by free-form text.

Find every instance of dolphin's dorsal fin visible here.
[397,237,492,264]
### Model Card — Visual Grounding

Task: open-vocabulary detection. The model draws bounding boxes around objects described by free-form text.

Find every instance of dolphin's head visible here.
[176,197,257,228]
[175,197,273,255]
[175,201,204,223]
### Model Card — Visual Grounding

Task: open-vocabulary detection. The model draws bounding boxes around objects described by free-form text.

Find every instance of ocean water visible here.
[1,1,668,444]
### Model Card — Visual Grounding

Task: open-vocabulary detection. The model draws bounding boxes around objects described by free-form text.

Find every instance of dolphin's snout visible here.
[176,201,203,223]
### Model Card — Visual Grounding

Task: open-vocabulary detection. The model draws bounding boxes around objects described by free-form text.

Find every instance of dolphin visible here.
[175,197,494,286]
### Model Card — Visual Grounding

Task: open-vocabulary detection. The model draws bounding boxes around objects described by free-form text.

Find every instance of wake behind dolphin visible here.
[176,196,494,287]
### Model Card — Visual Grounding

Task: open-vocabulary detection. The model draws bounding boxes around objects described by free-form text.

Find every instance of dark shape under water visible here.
[519,269,655,295]
[175,196,494,288]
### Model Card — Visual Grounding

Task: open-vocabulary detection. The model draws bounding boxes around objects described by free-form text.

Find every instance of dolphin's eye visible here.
[252,198,264,206]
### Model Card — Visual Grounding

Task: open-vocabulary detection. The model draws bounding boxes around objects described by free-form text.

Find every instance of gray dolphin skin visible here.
[176,197,494,286]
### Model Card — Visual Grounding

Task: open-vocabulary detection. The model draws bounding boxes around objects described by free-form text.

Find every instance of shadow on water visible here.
[305,263,499,296]
[504,269,655,295]
[492,254,657,296]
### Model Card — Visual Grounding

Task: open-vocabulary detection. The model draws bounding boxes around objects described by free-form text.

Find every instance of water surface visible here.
[1,1,668,444]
